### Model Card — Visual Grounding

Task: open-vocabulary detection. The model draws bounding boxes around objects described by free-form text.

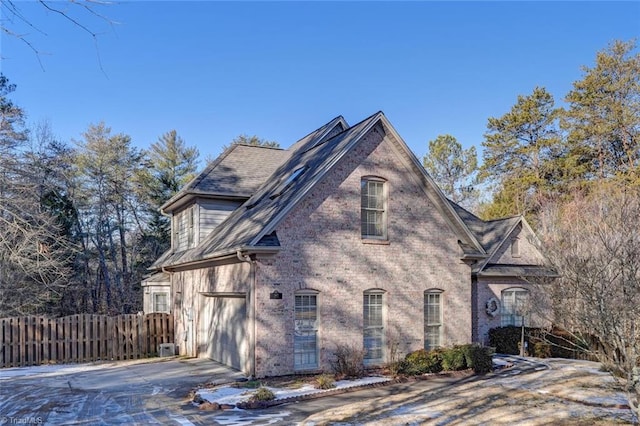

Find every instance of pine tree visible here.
[479,87,562,219]
[422,134,479,208]
[563,39,640,182]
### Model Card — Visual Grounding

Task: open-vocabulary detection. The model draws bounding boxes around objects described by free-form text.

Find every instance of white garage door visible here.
[198,294,247,371]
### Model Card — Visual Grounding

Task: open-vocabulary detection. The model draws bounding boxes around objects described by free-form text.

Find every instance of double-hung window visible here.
[294,292,319,370]
[361,178,387,239]
[363,290,385,364]
[501,288,529,326]
[424,290,443,350]
[153,292,169,313]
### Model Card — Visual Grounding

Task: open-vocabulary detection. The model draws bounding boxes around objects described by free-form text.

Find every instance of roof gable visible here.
[451,201,553,276]
[157,112,488,269]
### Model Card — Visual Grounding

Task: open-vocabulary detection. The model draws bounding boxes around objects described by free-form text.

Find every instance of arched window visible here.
[363,289,385,364]
[424,290,443,350]
[294,290,319,370]
[501,288,529,326]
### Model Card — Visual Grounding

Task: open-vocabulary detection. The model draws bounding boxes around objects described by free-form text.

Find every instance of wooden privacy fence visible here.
[0,313,174,368]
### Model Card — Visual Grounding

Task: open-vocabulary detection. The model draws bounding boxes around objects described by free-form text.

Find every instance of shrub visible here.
[489,325,596,359]
[401,349,443,375]
[330,344,366,379]
[464,344,494,374]
[488,326,526,354]
[441,346,467,371]
[532,341,552,358]
[251,387,275,402]
[314,374,336,390]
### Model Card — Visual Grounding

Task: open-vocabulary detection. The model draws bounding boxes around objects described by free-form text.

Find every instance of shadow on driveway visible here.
[0,357,245,425]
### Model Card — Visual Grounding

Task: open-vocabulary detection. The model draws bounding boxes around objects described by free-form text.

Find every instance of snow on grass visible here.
[491,357,512,368]
[213,409,292,425]
[197,376,392,406]
[197,387,254,405]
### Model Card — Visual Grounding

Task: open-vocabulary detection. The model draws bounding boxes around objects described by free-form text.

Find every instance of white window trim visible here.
[424,289,443,350]
[501,287,529,327]
[361,177,388,241]
[152,292,170,313]
[363,289,386,365]
[294,290,320,371]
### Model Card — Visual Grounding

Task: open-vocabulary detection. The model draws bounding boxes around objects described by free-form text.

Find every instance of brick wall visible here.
[491,223,544,265]
[474,225,549,344]
[254,126,472,377]
[172,262,251,360]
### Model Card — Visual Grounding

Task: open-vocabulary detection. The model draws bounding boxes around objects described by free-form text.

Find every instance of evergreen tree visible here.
[479,87,562,219]
[134,130,199,258]
[74,123,143,313]
[422,134,479,208]
[563,39,640,182]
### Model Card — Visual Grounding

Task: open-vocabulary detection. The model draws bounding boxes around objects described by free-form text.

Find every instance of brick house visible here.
[147,112,552,377]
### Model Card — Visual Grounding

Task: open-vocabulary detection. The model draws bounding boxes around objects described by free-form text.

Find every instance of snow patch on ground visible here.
[197,376,391,406]
[0,358,157,380]
[0,363,104,380]
[213,408,292,425]
[491,357,512,368]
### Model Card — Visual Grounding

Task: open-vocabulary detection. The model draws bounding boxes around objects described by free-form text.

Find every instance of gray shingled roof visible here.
[287,116,348,153]
[479,264,559,278]
[449,201,520,255]
[154,112,492,270]
[155,114,364,268]
[161,144,290,213]
[449,201,555,276]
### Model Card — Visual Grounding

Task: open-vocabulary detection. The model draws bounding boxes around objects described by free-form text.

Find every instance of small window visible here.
[294,292,319,370]
[424,290,443,350]
[187,206,195,248]
[363,290,385,364]
[173,215,180,250]
[501,288,529,326]
[511,237,520,257]
[361,178,387,239]
[153,292,169,313]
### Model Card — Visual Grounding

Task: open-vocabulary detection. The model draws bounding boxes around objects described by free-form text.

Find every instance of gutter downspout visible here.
[237,250,257,378]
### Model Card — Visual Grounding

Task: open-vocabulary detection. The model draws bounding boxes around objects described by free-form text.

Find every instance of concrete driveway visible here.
[1,356,634,425]
[0,357,245,425]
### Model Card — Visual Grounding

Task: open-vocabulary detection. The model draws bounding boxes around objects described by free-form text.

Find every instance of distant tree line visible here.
[423,39,639,416]
[424,39,639,221]
[0,72,284,318]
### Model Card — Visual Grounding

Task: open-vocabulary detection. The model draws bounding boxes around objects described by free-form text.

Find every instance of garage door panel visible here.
[198,296,247,371]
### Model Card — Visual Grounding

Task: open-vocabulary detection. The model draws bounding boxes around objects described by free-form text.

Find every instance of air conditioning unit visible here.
[158,343,175,357]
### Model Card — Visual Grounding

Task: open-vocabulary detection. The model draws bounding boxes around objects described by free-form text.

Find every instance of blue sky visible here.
[2,1,639,166]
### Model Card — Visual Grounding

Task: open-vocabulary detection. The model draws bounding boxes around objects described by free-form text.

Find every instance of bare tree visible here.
[0,79,76,316]
[1,0,114,70]
[532,182,640,417]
